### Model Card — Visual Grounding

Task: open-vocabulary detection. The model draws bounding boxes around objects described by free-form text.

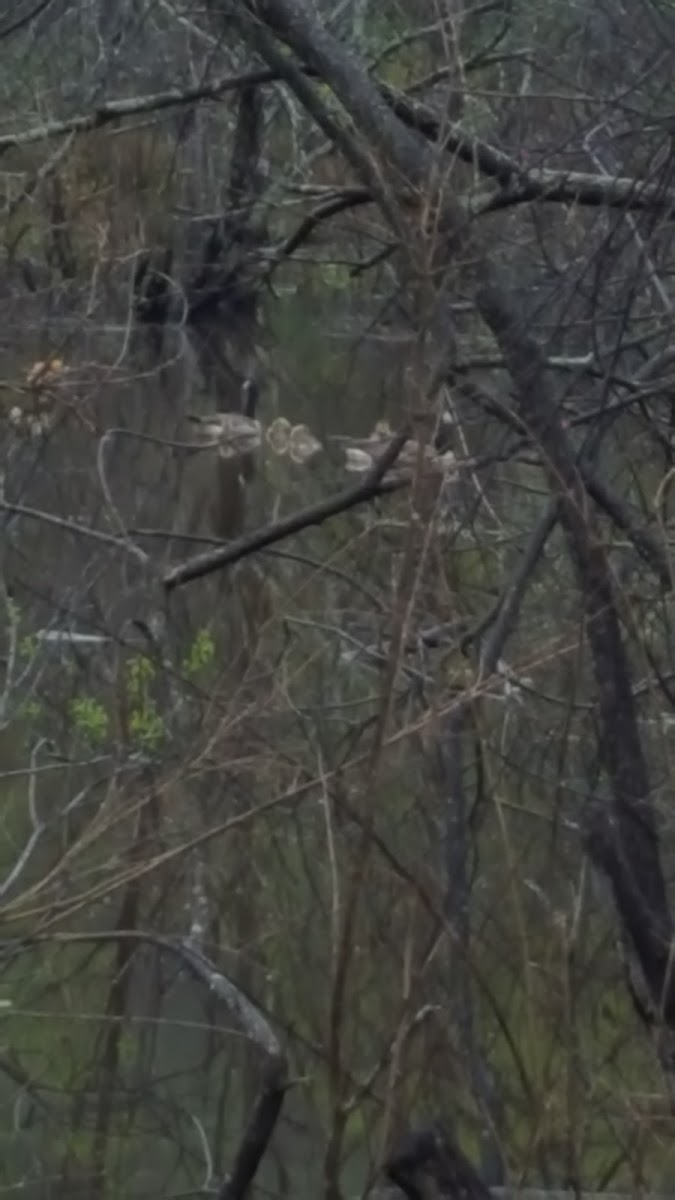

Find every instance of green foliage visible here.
[319,262,352,291]
[17,698,41,722]
[126,653,155,697]
[63,652,169,751]
[181,625,216,680]
[69,695,109,745]
[125,654,165,749]
[18,633,37,663]
[128,704,164,749]
[5,596,21,628]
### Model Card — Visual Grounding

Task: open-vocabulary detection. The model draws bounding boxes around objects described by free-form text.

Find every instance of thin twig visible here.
[0,499,150,561]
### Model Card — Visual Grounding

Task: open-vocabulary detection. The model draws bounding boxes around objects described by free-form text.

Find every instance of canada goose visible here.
[186,410,262,459]
[340,419,456,476]
[184,378,262,540]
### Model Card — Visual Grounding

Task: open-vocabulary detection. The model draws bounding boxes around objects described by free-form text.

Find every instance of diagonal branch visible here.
[380,82,675,216]
[164,429,410,590]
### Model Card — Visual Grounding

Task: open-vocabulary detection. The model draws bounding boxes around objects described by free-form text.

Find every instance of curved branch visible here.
[265,187,372,277]
[11,930,288,1200]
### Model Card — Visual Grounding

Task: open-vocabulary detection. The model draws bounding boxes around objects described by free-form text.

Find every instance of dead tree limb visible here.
[3,930,288,1200]
[174,940,288,1200]
[163,429,410,590]
[217,1060,287,1200]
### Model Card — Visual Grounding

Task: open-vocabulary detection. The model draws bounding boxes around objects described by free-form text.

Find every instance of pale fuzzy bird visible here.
[340,420,396,472]
[340,419,453,476]
[26,357,65,386]
[266,416,322,463]
[184,401,323,540]
[344,446,376,473]
[288,424,322,464]
[265,416,292,456]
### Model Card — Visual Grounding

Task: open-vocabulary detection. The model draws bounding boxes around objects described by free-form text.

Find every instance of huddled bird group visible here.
[183,379,458,540]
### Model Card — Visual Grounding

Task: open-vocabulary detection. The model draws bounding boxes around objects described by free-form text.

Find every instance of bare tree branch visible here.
[217,1062,287,1200]
[0,0,55,42]
[3,930,289,1200]
[0,68,281,155]
[1,30,670,221]
[380,82,675,216]
[164,429,410,590]
[0,499,151,562]
[266,188,372,276]
[214,0,675,1056]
